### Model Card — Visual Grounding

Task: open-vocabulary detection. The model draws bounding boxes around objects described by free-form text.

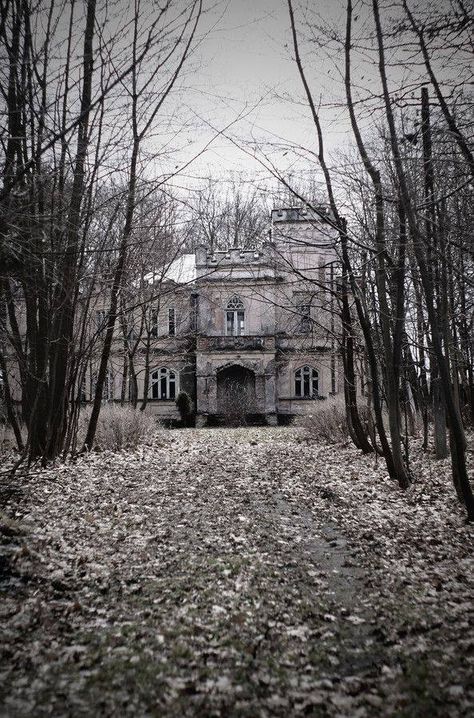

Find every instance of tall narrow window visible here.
[150,367,177,400]
[298,304,311,333]
[168,307,176,336]
[150,308,158,338]
[190,293,198,332]
[95,310,106,330]
[226,296,245,336]
[295,366,319,398]
[127,314,137,341]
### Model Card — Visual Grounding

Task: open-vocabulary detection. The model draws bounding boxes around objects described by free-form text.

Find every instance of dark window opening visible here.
[168,308,176,336]
[150,367,177,400]
[150,309,158,338]
[298,304,311,333]
[295,366,319,398]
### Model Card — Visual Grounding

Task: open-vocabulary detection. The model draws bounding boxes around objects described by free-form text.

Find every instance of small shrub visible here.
[78,404,158,451]
[175,391,194,426]
[298,396,349,444]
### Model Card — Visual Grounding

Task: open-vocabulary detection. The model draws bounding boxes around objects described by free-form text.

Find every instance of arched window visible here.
[295,366,319,398]
[226,296,245,336]
[150,367,178,400]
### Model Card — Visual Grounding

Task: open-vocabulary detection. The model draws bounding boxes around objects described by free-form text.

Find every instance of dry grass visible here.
[78,404,159,452]
[297,396,350,444]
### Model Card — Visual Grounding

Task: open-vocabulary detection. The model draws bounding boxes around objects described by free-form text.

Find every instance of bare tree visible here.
[83,0,202,450]
[370,0,473,519]
[287,0,374,457]
[189,177,268,251]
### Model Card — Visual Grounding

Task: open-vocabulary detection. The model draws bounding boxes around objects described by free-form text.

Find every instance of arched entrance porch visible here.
[217,364,256,425]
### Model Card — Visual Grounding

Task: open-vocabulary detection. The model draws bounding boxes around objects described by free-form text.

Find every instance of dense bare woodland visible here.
[1,0,473,715]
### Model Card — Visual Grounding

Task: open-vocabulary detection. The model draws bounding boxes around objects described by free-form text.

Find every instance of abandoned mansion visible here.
[85,206,341,426]
[4,207,341,426]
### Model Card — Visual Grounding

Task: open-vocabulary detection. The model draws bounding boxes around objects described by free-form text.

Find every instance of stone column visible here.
[207,372,218,415]
[264,372,276,413]
[254,374,265,413]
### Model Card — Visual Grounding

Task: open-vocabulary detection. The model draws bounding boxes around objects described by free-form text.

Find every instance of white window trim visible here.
[294,365,319,398]
[150,308,159,338]
[225,296,245,336]
[150,367,179,400]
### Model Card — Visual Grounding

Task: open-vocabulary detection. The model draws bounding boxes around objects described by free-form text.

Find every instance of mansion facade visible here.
[89,206,341,426]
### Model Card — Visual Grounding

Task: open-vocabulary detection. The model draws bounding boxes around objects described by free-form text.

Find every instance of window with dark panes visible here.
[295,366,319,398]
[298,304,311,333]
[226,296,245,336]
[168,308,176,336]
[150,367,177,400]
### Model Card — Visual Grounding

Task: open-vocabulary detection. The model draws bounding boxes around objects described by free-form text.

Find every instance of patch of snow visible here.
[143,253,196,286]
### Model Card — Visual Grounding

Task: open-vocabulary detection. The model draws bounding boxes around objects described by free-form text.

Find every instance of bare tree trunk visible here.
[410,257,430,449]
[419,86,448,459]
[340,230,373,453]
[83,0,202,450]
[287,0,372,454]
[403,0,474,179]
[83,145,138,450]
[120,354,128,406]
[140,334,152,411]
[458,247,474,425]
[344,0,409,487]
[45,0,96,460]
[0,349,24,451]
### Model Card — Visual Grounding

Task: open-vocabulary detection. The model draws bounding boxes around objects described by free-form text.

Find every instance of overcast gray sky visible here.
[180,0,353,182]
[157,0,461,192]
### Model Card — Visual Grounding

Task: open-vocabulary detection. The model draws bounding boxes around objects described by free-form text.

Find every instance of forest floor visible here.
[0,427,473,717]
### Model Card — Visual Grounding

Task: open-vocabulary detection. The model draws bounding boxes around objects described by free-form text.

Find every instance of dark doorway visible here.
[217,365,256,425]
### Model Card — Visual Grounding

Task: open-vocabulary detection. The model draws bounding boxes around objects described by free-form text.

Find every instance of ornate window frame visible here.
[150,367,178,400]
[225,296,245,336]
[294,365,319,398]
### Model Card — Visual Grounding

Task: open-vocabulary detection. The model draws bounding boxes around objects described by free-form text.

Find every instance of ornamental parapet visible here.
[197,335,275,352]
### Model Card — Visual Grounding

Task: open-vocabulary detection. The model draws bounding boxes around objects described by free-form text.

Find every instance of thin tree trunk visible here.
[403,0,474,179]
[120,354,128,406]
[420,86,448,459]
[140,323,155,411]
[45,0,96,460]
[344,0,409,487]
[0,349,24,451]
[372,0,474,520]
[287,0,372,454]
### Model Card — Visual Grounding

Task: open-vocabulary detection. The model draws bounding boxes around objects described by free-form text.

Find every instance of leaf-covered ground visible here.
[1,427,473,717]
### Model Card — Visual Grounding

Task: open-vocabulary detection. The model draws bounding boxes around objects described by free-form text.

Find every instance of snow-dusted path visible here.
[1,428,473,716]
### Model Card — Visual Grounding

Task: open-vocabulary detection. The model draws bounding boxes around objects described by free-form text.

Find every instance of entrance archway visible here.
[217,365,256,425]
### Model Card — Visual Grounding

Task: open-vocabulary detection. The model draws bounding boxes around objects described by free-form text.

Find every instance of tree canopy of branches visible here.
[286,0,474,520]
[0,0,203,462]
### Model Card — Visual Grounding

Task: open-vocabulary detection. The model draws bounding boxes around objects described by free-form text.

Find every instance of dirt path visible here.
[1,428,472,716]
